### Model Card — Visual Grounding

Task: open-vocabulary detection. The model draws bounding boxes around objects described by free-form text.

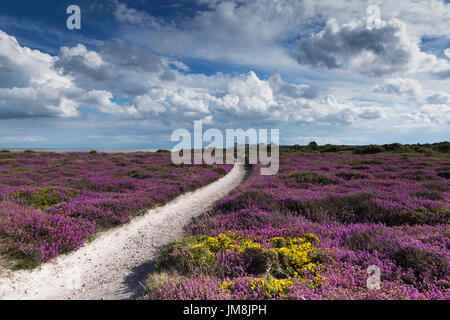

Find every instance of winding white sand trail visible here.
[0,164,246,300]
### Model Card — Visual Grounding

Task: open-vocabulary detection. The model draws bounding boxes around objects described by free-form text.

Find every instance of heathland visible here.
[0,150,231,269]
[0,143,448,300]
[144,143,449,300]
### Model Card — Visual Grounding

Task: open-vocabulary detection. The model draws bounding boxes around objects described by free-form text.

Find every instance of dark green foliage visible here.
[280,141,449,155]
[286,171,335,185]
[354,145,386,154]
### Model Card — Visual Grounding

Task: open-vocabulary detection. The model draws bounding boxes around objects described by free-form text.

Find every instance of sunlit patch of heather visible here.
[148,153,449,300]
[0,201,95,262]
[0,151,232,266]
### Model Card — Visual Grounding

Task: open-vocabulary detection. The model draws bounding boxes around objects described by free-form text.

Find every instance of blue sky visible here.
[0,0,449,149]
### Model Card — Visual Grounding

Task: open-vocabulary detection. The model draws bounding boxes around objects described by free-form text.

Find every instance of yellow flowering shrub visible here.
[249,276,294,297]
[156,231,326,296]
[220,276,294,298]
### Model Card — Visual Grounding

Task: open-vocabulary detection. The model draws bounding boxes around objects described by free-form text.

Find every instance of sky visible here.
[0,0,449,149]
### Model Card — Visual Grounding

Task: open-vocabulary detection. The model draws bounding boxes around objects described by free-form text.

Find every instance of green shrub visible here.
[155,236,218,275]
[335,171,366,180]
[0,158,16,163]
[155,233,325,280]
[407,207,450,225]
[286,171,335,185]
[382,143,404,152]
[127,170,152,179]
[354,145,385,154]
[213,167,226,176]
[14,187,78,209]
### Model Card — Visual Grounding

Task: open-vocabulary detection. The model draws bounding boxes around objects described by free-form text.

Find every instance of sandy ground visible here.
[0,164,246,300]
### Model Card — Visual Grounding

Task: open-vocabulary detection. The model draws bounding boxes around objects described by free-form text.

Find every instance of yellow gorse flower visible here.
[248,276,294,297]
[193,232,326,298]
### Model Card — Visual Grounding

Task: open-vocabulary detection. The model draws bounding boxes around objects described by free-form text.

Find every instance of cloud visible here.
[296,17,450,78]
[113,0,164,28]
[0,30,81,118]
[426,92,450,105]
[7,27,376,129]
[0,25,438,131]
[128,71,384,127]
[0,30,71,89]
[0,86,79,118]
[1,135,45,143]
[373,78,423,97]
[99,42,162,74]
[445,48,450,58]
[404,104,450,124]
[55,42,164,86]
[0,29,138,119]
[296,18,418,76]
[77,89,137,116]
[106,0,450,80]
[54,41,173,98]
[268,73,321,99]
[430,68,450,79]
[111,0,306,70]
[54,44,115,81]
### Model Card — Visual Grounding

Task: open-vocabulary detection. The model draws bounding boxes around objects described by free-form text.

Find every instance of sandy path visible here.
[0,164,246,300]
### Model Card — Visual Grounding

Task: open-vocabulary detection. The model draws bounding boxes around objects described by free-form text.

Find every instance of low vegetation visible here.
[0,151,231,268]
[144,151,449,300]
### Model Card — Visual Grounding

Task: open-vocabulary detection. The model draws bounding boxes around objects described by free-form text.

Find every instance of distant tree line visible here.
[281,141,450,155]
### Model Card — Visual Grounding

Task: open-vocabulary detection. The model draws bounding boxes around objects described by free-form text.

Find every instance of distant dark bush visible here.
[320,145,354,153]
[431,141,449,153]
[0,149,10,153]
[354,145,385,154]
[24,150,36,153]
[156,149,171,153]
[281,141,449,155]
[382,143,404,151]
[89,150,97,154]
